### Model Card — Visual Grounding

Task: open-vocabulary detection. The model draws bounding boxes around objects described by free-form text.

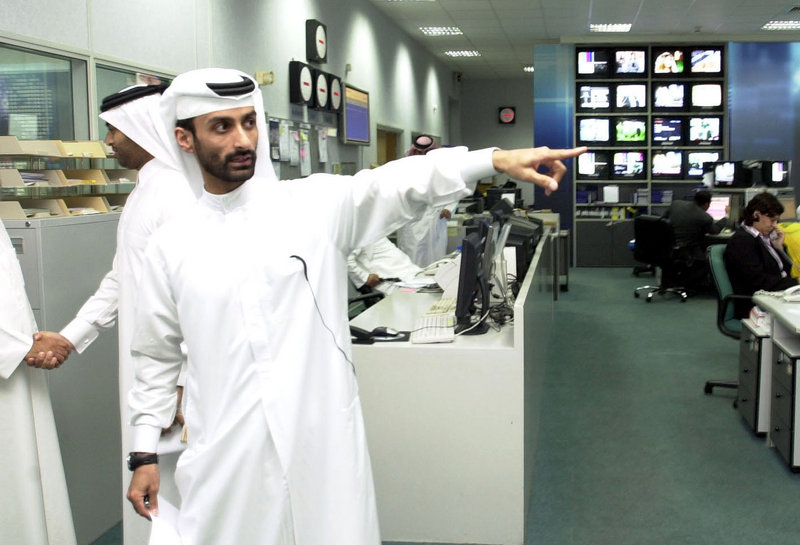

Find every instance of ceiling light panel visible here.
[420,26,463,36]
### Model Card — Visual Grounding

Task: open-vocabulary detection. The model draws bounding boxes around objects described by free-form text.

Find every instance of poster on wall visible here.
[300,129,311,176]
[318,129,328,163]
[269,119,281,161]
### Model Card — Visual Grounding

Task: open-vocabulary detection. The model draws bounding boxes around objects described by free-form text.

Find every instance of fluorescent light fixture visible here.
[444,50,481,57]
[420,26,463,36]
[762,20,800,30]
[523,65,535,73]
[590,23,632,32]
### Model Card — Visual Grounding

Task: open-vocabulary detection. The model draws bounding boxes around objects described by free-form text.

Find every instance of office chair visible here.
[348,291,384,319]
[703,243,751,395]
[632,215,688,302]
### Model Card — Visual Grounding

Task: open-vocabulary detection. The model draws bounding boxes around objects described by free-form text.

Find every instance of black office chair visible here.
[632,215,688,302]
[348,291,384,319]
[703,244,752,395]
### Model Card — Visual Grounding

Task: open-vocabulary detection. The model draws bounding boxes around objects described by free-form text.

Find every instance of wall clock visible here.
[313,70,329,109]
[306,19,327,63]
[328,75,342,112]
[289,61,313,105]
[498,106,516,124]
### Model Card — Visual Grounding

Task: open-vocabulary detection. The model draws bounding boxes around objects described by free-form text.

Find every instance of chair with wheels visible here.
[632,215,688,303]
[703,243,752,395]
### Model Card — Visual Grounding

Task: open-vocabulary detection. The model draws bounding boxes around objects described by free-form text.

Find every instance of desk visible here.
[751,295,800,470]
[350,231,555,545]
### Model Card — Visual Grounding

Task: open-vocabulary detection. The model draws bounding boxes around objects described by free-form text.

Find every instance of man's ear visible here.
[175,127,195,154]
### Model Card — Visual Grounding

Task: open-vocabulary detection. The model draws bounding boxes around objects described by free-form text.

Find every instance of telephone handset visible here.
[783,284,800,302]
[350,325,375,344]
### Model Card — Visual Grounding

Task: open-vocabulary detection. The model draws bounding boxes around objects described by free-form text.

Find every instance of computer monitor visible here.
[455,231,490,335]
[576,48,610,78]
[614,84,647,112]
[576,151,610,180]
[652,83,686,111]
[652,48,685,75]
[576,84,611,112]
[577,117,611,146]
[707,195,730,220]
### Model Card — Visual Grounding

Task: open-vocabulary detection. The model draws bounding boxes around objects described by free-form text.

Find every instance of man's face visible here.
[105,124,150,169]
[185,106,258,188]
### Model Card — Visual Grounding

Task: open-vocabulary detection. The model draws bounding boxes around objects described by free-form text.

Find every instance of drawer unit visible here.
[770,342,799,470]
[737,320,771,435]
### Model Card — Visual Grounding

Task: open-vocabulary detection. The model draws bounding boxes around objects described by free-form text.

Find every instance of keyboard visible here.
[410,313,456,344]
[425,297,457,315]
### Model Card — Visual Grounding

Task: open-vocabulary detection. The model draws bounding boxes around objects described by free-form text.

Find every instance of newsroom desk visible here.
[350,229,556,545]
[750,295,800,470]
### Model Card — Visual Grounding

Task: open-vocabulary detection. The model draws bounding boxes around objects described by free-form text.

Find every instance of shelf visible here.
[576,180,648,185]
[576,202,646,207]
[0,183,135,201]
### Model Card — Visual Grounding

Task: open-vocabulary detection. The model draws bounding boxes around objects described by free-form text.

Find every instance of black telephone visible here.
[350,325,374,344]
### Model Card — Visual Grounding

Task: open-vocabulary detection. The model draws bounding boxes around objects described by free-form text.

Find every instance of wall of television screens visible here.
[574,44,725,184]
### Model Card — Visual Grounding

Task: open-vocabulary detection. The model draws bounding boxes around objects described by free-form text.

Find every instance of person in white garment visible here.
[125,68,585,545]
[0,218,77,545]
[347,237,422,295]
[57,83,195,545]
[397,134,459,267]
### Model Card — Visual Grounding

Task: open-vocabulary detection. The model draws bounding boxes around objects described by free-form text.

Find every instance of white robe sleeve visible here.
[346,249,370,288]
[59,255,120,353]
[128,242,184,453]
[0,224,35,379]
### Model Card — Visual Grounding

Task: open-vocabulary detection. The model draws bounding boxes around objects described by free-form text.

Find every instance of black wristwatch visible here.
[127,452,158,471]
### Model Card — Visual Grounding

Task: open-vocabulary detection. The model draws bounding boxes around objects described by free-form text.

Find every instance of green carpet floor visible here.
[93,267,800,545]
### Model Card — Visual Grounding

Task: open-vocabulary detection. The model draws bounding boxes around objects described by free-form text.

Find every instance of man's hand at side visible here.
[492,146,587,196]
[127,463,160,520]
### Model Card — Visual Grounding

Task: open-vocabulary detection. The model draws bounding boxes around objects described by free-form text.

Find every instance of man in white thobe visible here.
[347,237,421,295]
[0,219,77,545]
[125,68,584,545]
[58,83,195,545]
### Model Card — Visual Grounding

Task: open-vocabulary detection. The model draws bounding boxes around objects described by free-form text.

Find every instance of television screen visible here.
[688,117,721,144]
[577,84,611,111]
[577,117,610,144]
[652,150,683,177]
[576,151,610,179]
[615,84,647,111]
[686,151,720,177]
[653,83,685,110]
[653,49,685,75]
[691,83,723,109]
[707,195,730,220]
[714,161,737,184]
[652,118,683,145]
[772,161,789,183]
[691,49,722,74]
[576,49,610,77]
[615,118,646,144]
[340,84,370,145]
[613,151,646,179]
[614,50,646,75]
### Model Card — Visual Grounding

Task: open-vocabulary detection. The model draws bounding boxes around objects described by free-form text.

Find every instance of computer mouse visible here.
[371,326,399,338]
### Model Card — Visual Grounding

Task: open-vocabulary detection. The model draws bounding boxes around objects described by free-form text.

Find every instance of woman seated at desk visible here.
[724,192,798,318]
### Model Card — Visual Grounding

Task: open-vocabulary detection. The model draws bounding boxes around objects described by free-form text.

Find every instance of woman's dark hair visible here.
[742,192,784,225]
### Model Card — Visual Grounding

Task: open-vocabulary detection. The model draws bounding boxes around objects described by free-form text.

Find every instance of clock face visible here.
[315,72,329,109]
[315,25,327,61]
[329,77,342,111]
[499,106,516,124]
[299,65,313,102]
[306,19,328,63]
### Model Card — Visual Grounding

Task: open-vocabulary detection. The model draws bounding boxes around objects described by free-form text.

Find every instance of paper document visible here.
[149,497,181,545]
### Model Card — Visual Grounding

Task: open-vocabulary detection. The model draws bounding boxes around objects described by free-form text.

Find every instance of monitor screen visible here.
[651,150,683,178]
[707,195,730,220]
[455,231,489,335]
[615,84,647,111]
[686,151,720,177]
[340,84,370,145]
[691,49,722,74]
[653,49,685,75]
[577,117,610,144]
[714,161,736,184]
[691,83,723,109]
[576,49,610,77]
[576,151,610,179]
[577,84,611,111]
[653,83,685,110]
[613,151,646,179]
[688,117,721,144]
[614,50,646,75]
[615,118,646,144]
[772,161,789,183]
[652,118,683,145]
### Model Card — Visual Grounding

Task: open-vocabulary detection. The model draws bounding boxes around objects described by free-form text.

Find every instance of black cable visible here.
[289,255,356,375]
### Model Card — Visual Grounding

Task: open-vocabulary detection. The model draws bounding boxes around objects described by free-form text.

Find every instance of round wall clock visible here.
[329,76,342,112]
[306,19,328,63]
[289,61,313,105]
[313,70,329,109]
[499,106,516,124]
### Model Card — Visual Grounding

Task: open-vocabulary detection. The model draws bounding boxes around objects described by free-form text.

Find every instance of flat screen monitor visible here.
[652,117,684,145]
[707,195,730,220]
[651,150,684,178]
[455,231,489,335]
[691,48,722,74]
[691,83,723,110]
[688,116,721,145]
[340,84,370,145]
[653,48,685,75]
[653,83,685,110]
[576,151,610,180]
[613,151,646,180]
[576,84,611,111]
[576,48,610,78]
[577,117,610,145]
[686,151,720,178]
[614,117,646,144]
[614,83,647,111]
[614,49,646,76]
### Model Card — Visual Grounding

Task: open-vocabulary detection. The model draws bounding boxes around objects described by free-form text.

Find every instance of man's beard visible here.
[195,141,257,184]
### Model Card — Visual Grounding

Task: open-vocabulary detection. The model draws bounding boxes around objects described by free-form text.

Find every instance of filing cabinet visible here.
[737,320,771,435]
[770,339,800,471]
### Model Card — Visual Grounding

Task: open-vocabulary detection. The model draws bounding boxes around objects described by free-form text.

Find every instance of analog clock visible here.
[289,61,313,105]
[328,75,342,112]
[498,106,516,124]
[306,19,327,63]
[313,70,329,109]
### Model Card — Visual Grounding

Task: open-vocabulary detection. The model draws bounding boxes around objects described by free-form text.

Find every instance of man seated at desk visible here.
[725,192,797,318]
[662,189,728,288]
[348,237,422,295]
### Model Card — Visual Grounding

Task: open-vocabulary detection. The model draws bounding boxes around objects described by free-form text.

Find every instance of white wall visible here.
[0,0,456,167]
